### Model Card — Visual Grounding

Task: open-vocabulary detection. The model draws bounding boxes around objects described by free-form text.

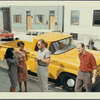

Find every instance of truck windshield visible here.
[49,37,76,54]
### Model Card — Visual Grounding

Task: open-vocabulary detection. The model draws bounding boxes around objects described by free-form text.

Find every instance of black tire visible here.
[61,73,76,92]
[11,38,14,41]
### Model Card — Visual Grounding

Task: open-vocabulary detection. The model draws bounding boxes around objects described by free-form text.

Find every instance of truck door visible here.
[28,51,38,73]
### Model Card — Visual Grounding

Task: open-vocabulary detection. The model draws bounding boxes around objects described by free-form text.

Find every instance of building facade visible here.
[1,2,100,42]
[10,6,63,33]
[64,2,100,41]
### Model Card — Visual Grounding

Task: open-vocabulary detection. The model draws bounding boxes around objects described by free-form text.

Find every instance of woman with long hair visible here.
[5,48,18,92]
[15,41,28,92]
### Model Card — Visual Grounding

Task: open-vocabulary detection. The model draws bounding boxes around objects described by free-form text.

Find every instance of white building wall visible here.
[64,2,100,41]
[0,10,3,30]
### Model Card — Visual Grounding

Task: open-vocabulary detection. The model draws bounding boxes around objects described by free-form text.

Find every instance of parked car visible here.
[0,33,100,91]
[14,29,61,42]
[0,30,14,41]
[26,29,61,36]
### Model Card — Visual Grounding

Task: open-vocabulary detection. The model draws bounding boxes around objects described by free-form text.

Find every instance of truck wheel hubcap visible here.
[67,78,75,87]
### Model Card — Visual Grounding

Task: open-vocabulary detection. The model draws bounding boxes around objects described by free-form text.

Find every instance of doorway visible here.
[49,15,55,30]
[26,11,31,30]
[2,8,11,32]
[26,15,31,30]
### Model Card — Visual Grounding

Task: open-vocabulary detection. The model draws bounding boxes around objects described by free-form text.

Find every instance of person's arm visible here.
[40,57,50,64]
[35,50,50,64]
[25,52,28,61]
[7,54,18,64]
[90,54,98,84]
[18,51,28,61]
[92,69,97,84]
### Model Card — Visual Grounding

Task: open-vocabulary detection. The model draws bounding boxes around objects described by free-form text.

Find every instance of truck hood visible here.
[53,48,100,66]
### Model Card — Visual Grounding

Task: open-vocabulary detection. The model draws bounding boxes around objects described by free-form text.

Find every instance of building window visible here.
[93,10,100,26]
[13,15,22,23]
[49,10,55,15]
[70,33,78,40]
[26,11,31,15]
[71,10,80,25]
[34,15,45,24]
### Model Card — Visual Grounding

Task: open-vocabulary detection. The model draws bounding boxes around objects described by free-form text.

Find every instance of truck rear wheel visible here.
[61,74,76,92]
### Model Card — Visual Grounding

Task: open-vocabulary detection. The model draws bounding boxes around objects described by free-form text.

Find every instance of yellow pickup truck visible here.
[0,32,100,91]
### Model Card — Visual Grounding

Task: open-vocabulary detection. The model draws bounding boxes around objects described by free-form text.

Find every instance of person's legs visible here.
[19,81,22,92]
[75,70,84,92]
[84,72,92,92]
[10,86,16,92]
[9,77,16,92]
[10,86,12,92]
[24,81,27,92]
[37,66,43,91]
[41,67,48,92]
[75,78,83,92]
[37,66,48,92]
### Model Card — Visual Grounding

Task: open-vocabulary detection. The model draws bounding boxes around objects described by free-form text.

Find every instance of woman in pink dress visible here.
[16,41,28,92]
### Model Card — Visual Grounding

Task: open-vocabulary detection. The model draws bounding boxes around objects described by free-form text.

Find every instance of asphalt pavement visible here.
[0,59,100,92]
[0,59,66,92]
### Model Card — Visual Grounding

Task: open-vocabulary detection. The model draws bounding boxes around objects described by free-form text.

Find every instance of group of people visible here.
[5,41,28,92]
[4,39,50,92]
[4,38,97,92]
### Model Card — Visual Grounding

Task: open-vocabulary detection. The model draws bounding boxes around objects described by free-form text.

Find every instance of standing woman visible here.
[5,48,18,92]
[16,41,28,92]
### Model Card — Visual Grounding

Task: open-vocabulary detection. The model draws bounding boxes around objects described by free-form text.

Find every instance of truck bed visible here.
[0,40,33,61]
[0,40,33,50]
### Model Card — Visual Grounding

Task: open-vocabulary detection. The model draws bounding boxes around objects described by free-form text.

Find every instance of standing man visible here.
[35,39,50,92]
[75,42,97,92]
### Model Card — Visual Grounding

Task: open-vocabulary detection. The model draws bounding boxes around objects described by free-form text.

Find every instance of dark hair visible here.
[17,41,24,47]
[5,48,14,59]
[78,42,85,48]
[38,39,45,45]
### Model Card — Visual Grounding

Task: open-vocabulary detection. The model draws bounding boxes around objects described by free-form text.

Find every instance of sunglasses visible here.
[37,43,41,46]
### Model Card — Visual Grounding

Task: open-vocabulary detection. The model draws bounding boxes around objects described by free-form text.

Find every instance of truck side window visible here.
[49,43,56,54]
[35,42,48,51]
[35,44,39,51]
[45,43,48,48]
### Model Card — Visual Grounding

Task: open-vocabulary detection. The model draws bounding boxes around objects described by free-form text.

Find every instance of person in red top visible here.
[75,42,97,92]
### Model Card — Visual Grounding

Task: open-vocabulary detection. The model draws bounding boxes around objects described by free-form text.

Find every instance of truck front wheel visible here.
[61,74,76,92]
